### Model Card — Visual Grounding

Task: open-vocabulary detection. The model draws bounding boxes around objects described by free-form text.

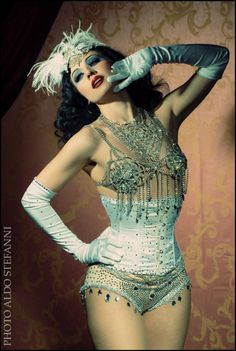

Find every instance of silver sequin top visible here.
[92,108,188,222]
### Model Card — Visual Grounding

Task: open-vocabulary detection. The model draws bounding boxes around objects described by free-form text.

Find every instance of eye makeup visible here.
[86,54,104,67]
[72,70,83,83]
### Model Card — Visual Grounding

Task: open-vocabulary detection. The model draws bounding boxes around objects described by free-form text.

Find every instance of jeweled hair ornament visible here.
[28,21,108,95]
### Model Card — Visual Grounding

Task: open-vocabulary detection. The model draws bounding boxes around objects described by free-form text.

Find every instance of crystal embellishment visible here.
[105,294,110,302]
[95,107,188,221]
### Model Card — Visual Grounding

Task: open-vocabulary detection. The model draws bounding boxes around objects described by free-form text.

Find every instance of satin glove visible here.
[79,228,124,265]
[107,44,229,92]
[21,178,124,265]
[107,48,153,92]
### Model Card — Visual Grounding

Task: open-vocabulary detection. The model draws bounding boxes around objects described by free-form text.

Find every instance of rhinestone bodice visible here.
[92,108,188,222]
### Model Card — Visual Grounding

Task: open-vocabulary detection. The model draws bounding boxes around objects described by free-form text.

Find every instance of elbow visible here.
[223,47,230,63]
[21,187,32,210]
[21,196,26,207]
[217,47,230,79]
[222,47,230,75]
[220,46,230,66]
[21,193,29,210]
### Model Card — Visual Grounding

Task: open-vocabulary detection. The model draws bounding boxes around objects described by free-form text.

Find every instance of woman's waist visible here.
[98,244,183,275]
[110,216,176,231]
[101,225,178,248]
[98,225,183,275]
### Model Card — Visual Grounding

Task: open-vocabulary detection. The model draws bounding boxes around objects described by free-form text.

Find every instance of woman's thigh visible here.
[85,287,148,350]
[143,286,191,350]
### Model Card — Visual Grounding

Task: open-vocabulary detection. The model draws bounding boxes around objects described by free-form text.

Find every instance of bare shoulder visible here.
[69,123,101,152]
[74,123,100,140]
[53,124,102,167]
[82,119,112,136]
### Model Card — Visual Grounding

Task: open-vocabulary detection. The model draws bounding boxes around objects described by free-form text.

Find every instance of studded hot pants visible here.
[79,256,191,315]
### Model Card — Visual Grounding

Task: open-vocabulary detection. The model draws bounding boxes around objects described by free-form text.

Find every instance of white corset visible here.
[99,195,184,275]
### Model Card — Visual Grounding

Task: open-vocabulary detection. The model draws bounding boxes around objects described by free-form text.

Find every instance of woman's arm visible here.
[150,44,230,127]
[21,126,123,265]
[107,44,230,126]
[35,126,97,192]
[159,73,218,128]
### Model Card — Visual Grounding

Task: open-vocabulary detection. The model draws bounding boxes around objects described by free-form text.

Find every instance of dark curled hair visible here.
[54,46,168,147]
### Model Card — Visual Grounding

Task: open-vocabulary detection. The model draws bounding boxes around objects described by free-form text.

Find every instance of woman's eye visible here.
[86,56,102,67]
[73,71,83,83]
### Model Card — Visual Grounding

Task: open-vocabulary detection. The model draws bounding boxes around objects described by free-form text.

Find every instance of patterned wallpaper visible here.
[1,1,234,350]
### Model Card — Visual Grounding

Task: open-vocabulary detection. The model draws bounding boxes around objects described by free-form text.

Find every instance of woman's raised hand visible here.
[107,48,154,92]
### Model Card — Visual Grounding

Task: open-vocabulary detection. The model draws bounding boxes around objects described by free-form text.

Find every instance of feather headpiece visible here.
[28,21,108,95]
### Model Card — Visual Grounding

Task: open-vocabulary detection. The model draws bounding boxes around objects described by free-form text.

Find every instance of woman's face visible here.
[69,50,115,104]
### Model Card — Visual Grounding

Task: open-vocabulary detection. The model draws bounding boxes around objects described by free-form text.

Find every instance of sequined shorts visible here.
[79,258,191,315]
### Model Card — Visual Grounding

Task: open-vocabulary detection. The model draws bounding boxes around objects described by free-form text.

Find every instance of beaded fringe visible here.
[115,169,188,222]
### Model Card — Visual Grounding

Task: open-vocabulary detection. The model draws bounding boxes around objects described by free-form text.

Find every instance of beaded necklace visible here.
[98,108,164,162]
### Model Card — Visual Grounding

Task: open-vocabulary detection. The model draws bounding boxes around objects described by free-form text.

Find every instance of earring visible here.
[87,100,94,115]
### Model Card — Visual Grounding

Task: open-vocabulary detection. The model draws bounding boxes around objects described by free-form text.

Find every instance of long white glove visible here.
[21,178,124,265]
[107,44,230,92]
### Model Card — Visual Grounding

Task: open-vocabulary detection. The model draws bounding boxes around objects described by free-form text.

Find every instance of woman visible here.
[21,23,229,350]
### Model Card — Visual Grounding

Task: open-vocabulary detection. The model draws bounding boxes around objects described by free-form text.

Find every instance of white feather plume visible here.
[28,21,107,95]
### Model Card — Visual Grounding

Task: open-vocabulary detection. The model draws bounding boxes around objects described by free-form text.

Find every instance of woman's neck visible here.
[97,92,138,124]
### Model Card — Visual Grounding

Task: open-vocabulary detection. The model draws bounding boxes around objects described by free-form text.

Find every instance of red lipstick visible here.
[92,75,104,89]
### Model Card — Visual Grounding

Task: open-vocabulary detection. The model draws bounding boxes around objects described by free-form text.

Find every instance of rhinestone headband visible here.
[28,21,108,95]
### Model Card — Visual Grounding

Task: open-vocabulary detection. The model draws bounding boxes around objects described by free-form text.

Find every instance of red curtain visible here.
[0,1,62,117]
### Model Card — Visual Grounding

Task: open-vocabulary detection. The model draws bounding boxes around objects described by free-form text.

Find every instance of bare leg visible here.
[84,288,148,350]
[143,287,191,350]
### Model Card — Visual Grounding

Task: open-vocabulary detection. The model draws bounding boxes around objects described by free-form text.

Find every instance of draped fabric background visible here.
[0,1,63,117]
[1,1,234,350]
